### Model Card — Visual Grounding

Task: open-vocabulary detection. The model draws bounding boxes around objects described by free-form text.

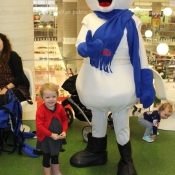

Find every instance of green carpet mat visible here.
[0,117,175,175]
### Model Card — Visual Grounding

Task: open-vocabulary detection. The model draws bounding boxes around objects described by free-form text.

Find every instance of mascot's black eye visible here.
[98,0,112,3]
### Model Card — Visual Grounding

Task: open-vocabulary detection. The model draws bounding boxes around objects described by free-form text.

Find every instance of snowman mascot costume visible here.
[70,0,155,174]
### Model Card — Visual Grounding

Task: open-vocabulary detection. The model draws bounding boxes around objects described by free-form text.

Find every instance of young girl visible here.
[138,103,172,143]
[36,83,68,175]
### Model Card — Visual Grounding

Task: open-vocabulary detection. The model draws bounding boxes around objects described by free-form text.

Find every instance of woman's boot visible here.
[70,133,107,167]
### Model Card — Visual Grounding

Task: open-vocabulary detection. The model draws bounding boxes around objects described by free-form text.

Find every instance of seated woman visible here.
[0,33,31,102]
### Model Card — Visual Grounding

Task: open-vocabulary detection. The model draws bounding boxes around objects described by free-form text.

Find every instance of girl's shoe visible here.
[142,135,154,142]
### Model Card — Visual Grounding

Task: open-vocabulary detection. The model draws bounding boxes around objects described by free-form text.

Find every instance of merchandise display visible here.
[33,6,57,34]
[34,41,68,96]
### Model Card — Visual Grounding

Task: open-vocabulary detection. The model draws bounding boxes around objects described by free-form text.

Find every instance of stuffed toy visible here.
[70,0,155,175]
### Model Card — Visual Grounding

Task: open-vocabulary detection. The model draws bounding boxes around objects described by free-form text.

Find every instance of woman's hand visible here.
[0,83,14,94]
[0,87,8,94]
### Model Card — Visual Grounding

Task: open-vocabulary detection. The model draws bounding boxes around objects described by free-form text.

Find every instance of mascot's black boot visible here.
[70,133,107,167]
[117,141,137,175]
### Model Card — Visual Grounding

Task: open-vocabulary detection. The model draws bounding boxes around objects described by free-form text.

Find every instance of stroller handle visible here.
[67,97,91,125]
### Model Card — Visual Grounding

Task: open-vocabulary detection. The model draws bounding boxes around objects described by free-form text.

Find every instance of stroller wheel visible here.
[65,108,74,125]
[82,125,92,142]
[108,113,114,128]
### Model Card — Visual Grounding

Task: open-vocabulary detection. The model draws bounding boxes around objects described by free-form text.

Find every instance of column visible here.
[57,0,90,74]
[76,0,90,73]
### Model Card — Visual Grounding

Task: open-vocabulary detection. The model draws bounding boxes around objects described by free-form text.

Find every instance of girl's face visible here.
[42,90,58,110]
[159,107,171,119]
[0,38,4,53]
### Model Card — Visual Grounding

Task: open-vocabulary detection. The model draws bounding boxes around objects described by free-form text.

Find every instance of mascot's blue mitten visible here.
[140,69,156,108]
[77,30,103,58]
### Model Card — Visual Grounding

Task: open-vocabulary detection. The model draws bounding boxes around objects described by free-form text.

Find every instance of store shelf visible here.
[35,70,55,74]
[34,41,68,96]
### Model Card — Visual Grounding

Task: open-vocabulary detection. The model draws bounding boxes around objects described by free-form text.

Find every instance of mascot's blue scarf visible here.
[93,9,141,97]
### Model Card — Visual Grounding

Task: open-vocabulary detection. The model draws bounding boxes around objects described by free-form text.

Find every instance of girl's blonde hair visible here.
[158,102,173,114]
[39,82,59,98]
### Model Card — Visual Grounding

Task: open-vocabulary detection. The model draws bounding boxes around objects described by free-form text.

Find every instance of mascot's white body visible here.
[76,13,147,143]
[70,1,155,175]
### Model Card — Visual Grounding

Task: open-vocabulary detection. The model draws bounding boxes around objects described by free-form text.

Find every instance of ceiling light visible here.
[156,43,169,55]
[53,11,58,16]
[145,30,153,37]
[163,7,172,16]
[46,25,51,28]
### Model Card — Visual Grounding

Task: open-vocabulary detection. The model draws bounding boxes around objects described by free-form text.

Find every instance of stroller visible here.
[0,90,41,157]
[61,75,114,142]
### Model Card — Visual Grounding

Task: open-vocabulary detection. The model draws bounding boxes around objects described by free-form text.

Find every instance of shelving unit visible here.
[34,41,61,58]
[34,41,68,96]
[34,28,56,40]
[33,5,57,40]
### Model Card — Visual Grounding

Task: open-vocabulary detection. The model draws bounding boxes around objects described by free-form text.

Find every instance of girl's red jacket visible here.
[36,103,68,142]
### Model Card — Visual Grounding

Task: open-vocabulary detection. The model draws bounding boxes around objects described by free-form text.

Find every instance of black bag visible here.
[61,74,78,95]
[0,94,9,105]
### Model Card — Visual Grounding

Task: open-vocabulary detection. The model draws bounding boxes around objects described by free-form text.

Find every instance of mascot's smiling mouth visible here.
[98,0,112,7]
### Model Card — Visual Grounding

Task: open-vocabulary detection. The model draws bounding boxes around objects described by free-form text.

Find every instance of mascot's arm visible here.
[76,23,103,58]
[134,16,155,108]
[78,30,104,58]
[140,68,155,108]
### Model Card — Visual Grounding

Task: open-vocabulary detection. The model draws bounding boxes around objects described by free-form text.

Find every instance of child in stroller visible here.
[61,75,114,142]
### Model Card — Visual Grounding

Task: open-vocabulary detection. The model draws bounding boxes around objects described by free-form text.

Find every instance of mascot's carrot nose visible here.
[99,1,112,7]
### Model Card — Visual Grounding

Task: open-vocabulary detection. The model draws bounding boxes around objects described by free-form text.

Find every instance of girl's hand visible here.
[58,132,66,139]
[50,133,59,140]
